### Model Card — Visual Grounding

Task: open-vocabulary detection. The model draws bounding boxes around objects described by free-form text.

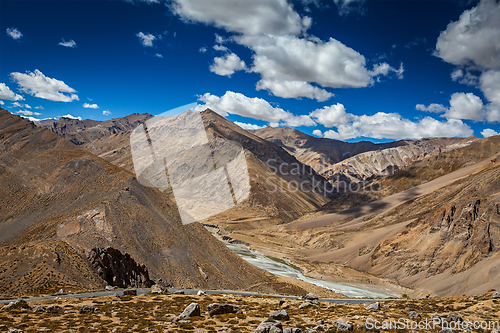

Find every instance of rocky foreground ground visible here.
[1,288,500,333]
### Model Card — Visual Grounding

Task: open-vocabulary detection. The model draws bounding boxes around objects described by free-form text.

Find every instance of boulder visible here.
[269,310,289,321]
[491,292,500,299]
[123,289,137,296]
[303,293,319,301]
[365,302,380,310]
[57,289,66,294]
[105,285,115,291]
[2,300,30,311]
[33,306,47,313]
[254,319,283,333]
[208,303,241,316]
[299,301,318,309]
[79,305,96,314]
[47,305,64,314]
[150,284,164,294]
[197,290,206,296]
[177,303,201,319]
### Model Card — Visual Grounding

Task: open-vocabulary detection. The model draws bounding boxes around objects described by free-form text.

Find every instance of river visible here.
[225,243,396,299]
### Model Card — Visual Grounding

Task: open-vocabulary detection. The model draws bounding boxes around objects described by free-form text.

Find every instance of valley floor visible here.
[1,290,499,332]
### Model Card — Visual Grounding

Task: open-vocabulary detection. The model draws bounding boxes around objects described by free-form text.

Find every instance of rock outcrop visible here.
[88,247,153,288]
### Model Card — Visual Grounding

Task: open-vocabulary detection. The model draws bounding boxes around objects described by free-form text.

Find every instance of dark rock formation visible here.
[88,247,153,288]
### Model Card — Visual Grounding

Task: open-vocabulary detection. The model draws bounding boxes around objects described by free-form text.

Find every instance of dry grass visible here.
[1,291,499,332]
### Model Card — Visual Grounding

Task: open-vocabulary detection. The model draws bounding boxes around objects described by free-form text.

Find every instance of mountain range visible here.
[2,107,500,298]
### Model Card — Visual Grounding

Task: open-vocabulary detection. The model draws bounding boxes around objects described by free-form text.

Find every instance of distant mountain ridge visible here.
[252,126,478,185]
[38,113,153,145]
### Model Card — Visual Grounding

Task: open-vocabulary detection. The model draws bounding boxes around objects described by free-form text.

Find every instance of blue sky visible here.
[1,0,499,142]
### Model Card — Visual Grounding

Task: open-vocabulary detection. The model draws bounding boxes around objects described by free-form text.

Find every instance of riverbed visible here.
[225,243,397,298]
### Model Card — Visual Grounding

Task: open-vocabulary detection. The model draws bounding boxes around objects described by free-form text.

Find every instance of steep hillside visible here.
[233,144,500,297]
[369,160,500,296]
[0,108,306,296]
[76,110,335,230]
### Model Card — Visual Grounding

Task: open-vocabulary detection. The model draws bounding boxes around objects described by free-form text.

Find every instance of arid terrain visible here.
[2,106,500,305]
[1,289,499,332]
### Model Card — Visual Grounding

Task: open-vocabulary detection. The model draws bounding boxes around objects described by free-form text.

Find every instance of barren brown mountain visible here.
[56,110,336,231]
[231,136,500,297]
[252,126,477,188]
[0,108,309,297]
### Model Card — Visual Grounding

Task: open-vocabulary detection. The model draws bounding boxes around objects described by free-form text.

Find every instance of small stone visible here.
[365,302,380,310]
[332,319,353,331]
[57,289,66,294]
[315,319,325,325]
[408,311,421,319]
[123,289,137,296]
[491,292,500,299]
[208,303,241,316]
[405,307,415,311]
[269,310,289,321]
[197,290,206,296]
[444,314,463,322]
[283,329,301,333]
[279,298,287,306]
[79,305,96,314]
[105,285,115,291]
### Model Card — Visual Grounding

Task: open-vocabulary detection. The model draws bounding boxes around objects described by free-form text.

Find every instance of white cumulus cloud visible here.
[136,32,157,47]
[256,79,333,102]
[10,70,79,102]
[445,92,485,121]
[210,53,247,77]
[481,128,499,137]
[83,103,99,109]
[0,83,24,101]
[61,114,82,120]
[102,110,112,116]
[323,112,473,140]
[58,39,77,48]
[196,91,315,127]
[435,0,500,69]
[17,110,41,116]
[309,104,350,127]
[416,103,448,113]
[234,121,266,130]
[169,0,309,36]
[312,129,322,137]
[6,27,22,40]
